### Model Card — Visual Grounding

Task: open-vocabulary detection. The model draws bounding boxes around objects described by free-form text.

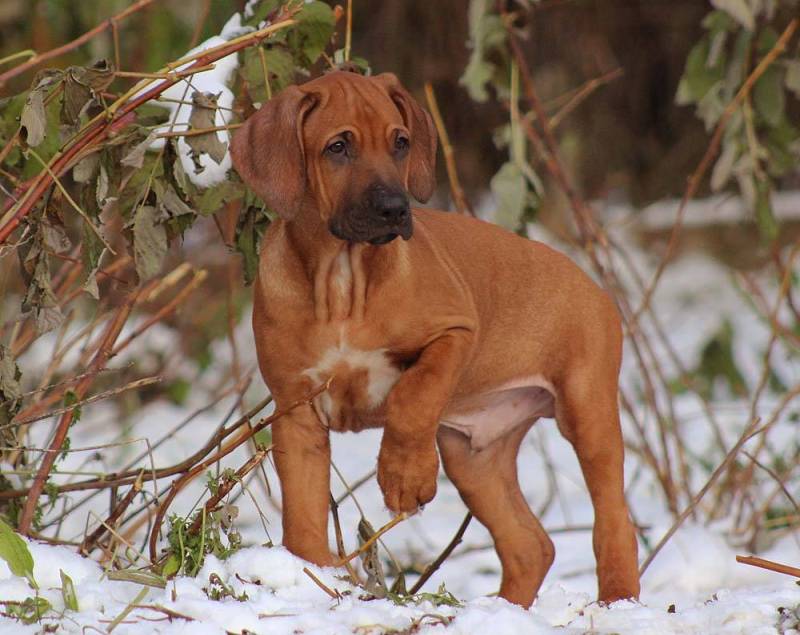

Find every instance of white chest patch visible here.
[304,343,401,425]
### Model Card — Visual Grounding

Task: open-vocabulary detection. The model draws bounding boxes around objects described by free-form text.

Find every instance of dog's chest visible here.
[304,341,402,432]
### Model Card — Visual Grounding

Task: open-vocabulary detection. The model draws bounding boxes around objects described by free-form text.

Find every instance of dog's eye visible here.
[326,140,346,155]
[395,136,409,152]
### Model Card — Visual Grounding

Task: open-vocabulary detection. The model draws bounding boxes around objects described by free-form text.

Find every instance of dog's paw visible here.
[376,442,438,513]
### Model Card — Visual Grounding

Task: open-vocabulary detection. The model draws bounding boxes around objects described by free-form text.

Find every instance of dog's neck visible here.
[281,216,405,323]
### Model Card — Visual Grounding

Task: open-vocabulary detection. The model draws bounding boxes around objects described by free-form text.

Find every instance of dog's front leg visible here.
[273,403,333,565]
[378,330,472,513]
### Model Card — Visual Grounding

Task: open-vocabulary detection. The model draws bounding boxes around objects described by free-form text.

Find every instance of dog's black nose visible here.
[373,188,410,225]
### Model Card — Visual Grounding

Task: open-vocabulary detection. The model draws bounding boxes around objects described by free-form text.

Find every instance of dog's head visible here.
[231,71,437,244]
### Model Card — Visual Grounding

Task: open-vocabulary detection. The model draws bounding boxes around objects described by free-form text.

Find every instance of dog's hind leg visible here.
[554,366,640,603]
[437,422,553,608]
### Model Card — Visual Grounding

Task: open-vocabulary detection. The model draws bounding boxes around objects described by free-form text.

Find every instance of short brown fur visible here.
[231,71,640,607]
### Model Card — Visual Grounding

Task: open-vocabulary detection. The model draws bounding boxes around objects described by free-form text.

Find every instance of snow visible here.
[132,13,249,188]
[635,190,800,230]
[1,534,798,633]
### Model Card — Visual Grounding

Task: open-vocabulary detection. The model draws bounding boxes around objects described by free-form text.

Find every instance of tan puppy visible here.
[230,71,639,607]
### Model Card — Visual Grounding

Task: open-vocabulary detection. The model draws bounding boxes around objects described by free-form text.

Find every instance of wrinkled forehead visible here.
[301,76,404,147]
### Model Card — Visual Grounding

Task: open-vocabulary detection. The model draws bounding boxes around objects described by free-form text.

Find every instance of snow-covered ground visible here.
[1,198,799,633]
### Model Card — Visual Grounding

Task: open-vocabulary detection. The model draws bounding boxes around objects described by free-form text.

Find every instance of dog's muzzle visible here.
[329,184,413,245]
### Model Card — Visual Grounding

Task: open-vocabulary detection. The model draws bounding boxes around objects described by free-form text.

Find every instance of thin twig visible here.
[18,289,140,534]
[0,0,157,88]
[424,83,473,215]
[639,419,765,575]
[80,473,144,556]
[408,512,472,595]
[7,376,161,428]
[743,451,800,515]
[0,396,271,500]
[335,513,408,567]
[156,123,242,139]
[303,567,341,599]
[186,447,270,535]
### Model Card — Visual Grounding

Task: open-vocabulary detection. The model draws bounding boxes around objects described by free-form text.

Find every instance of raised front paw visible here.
[377,440,439,513]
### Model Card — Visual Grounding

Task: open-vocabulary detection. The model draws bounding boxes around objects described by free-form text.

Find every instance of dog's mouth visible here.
[368,233,398,245]
[329,215,413,245]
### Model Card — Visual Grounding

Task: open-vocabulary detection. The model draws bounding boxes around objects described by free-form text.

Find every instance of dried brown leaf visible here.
[20,89,46,147]
[133,205,167,282]
[121,132,158,169]
[187,91,228,168]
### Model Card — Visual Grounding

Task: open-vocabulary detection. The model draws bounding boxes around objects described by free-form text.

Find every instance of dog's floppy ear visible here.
[372,73,438,203]
[230,86,317,219]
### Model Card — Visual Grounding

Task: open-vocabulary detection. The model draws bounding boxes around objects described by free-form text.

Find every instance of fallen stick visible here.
[736,555,800,579]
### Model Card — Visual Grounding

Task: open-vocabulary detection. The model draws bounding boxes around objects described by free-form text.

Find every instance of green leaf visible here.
[253,428,271,448]
[723,29,752,99]
[193,180,243,216]
[461,55,495,103]
[786,60,800,98]
[287,1,335,64]
[235,205,270,285]
[0,518,37,589]
[106,569,167,588]
[764,117,799,175]
[243,0,282,26]
[460,0,506,102]
[755,178,778,242]
[162,553,181,578]
[753,65,785,127]
[756,26,779,55]
[21,91,62,179]
[3,596,51,624]
[490,161,527,231]
[697,81,725,130]
[60,569,78,611]
[132,205,168,282]
[262,46,296,91]
[677,39,725,106]
[701,9,735,34]
[711,136,738,191]
[156,182,195,218]
[695,320,747,398]
[710,0,754,31]
[242,45,295,103]
[0,92,27,144]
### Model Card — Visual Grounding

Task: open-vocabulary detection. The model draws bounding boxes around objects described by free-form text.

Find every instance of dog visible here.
[230,71,640,607]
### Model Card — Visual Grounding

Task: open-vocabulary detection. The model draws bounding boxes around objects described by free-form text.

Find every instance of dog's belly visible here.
[442,377,556,451]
